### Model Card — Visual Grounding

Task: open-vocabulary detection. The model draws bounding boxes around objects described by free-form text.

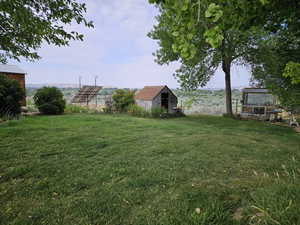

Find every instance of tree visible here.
[148,0,266,115]
[249,46,300,112]
[245,0,300,112]
[0,74,24,117]
[0,0,93,63]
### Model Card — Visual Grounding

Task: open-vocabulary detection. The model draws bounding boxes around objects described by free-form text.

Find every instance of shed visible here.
[135,86,178,113]
[241,88,278,120]
[0,64,26,105]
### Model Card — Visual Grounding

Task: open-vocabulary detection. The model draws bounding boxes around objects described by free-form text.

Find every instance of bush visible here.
[222,113,235,118]
[0,74,24,118]
[103,100,113,113]
[25,98,38,113]
[151,107,167,118]
[65,104,102,114]
[112,89,135,112]
[127,104,150,117]
[34,87,66,115]
[65,104,89,114]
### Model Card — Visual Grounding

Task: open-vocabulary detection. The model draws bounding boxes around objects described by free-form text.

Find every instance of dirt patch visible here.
[295,126,300,133]
[22,112,41,116]
[233,207,244,221]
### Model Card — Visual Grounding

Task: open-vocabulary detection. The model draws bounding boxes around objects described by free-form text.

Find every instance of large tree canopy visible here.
[0,0,93,63]
[149,0,300,114]
[148,0,267,115]
[246,0,300,112]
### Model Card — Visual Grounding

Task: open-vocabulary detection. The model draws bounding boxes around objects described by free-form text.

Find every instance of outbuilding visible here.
[241,88,278,120]
[0,64,26,105]
[135,86,178,113]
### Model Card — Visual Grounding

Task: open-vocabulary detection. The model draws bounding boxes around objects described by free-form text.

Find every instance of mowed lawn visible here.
[1,114,300,225]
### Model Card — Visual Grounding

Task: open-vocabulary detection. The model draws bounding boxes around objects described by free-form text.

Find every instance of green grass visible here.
[1,114,300,225]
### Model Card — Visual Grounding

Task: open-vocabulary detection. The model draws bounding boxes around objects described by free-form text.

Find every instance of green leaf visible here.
[205,3,223,22]
[172,44,179,53]
[283,62,300,84]
[172,31,180,37]
[260,0,270,5]
[204,26,224,48]
[0,0,93,62]
[187,33,194,40]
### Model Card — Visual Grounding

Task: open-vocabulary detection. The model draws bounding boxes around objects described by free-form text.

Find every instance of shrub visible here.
[103,100,113,113]
[0,74,24,118]
[34,87,66,115]
[127,104,150,117]
[151,107,167,118]
[222,113,234,118]
[65,104,89,114]
[112,89,135,112]
[25,98,38,113]
[65,104,102,114]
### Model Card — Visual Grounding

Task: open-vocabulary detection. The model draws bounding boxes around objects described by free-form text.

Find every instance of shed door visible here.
[161,93,169,110]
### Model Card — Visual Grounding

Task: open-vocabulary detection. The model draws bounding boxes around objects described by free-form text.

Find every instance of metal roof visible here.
[72,86,103,103]
[242,88,269,93]
[0,64,26,74]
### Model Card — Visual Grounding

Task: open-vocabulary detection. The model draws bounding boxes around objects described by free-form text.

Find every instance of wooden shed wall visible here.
[152,87,178,113]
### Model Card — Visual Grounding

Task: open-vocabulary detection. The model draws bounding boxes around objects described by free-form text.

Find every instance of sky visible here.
[13,0,251,89]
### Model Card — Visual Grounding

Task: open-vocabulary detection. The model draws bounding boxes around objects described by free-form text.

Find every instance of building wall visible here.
[135,99,152,111]
[3,73,26,106]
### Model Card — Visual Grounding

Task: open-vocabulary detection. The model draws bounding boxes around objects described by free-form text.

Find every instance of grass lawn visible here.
[1,114,300,225]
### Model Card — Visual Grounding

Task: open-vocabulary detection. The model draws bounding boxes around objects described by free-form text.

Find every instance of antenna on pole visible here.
[79,76,82,89]
[94,75,98,87]
[94,75,99,107]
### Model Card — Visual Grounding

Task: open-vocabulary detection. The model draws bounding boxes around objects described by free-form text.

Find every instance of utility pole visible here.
[95,75,99,107]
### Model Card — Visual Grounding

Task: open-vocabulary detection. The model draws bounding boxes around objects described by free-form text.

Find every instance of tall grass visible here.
[65,104,101,114]
[127,104,150,117]
[246,157,300,225]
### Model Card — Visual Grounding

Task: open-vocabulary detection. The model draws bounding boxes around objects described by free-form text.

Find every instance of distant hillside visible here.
[27,83,119,88]
[27,83,80,88]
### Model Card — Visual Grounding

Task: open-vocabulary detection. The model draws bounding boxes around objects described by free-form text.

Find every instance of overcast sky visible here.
[13,0,251,89]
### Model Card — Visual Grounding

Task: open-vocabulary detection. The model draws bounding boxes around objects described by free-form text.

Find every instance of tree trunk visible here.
[222,60,233,115]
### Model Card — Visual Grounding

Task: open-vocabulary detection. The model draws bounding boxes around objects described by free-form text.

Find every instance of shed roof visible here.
[242,88,269,93]
[135,86,167,101]
[0,64,26,74]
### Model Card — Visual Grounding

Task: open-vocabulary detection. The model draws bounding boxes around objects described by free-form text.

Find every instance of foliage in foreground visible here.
[0,0,93,63]
[34,87,66,115]
[0,74,24,118]
[0,114,299,225]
